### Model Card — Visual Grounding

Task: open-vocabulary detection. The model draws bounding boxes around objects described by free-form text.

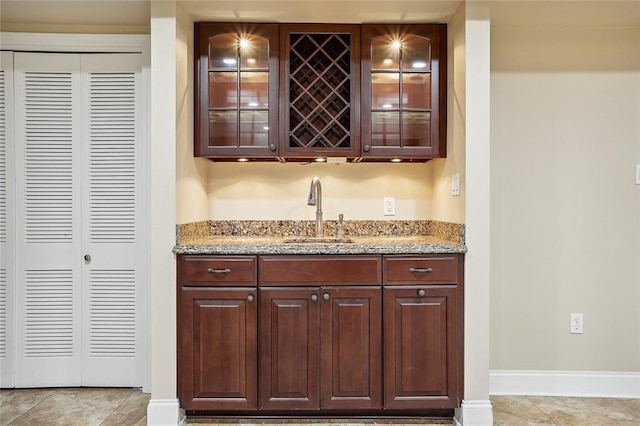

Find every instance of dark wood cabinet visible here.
[320,286,382,409]
[178,287,258,410]
[280,24,361,159]
[177,253,462,415]
[178,255,259,411]
[194,22,447,162]
[258,287,320,410]
[194,23,280,159]
[258,286,382,410]
[382,254,463,409]
[383,286,459,409]
[361,24,447,160]
[259,255,382,411]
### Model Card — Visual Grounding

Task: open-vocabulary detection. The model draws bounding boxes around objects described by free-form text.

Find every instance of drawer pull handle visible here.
[418,289,426,297]
[311,294,318,302]
[207,268,231,274]
[409,267,433,274]
[247,294,255,302]
[323,293,330,301]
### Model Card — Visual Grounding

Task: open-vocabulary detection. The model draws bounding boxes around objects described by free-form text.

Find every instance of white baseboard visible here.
[454,400,494,426]
[146,399,185,426]
[490,370,640,398]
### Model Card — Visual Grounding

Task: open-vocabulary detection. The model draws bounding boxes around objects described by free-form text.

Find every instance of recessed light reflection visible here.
[383,58,393,66]
[314,158,327,163]
[248,102,259,107]
[239,38,250,49]
[391,40,402,50]
[390,158,402,163]
[247,58,257,64]
[412,61,427,69]
[382,103,392,109]
[237,158,249,162]
[223,58,236,65]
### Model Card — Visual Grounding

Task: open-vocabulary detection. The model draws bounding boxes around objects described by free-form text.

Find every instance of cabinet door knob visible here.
[311,294,318,302]
[83,254,91,264]
[418,289,426,297]
[207,268,231,274]
[322,293,330,301]
[269,144,276,151]
[247,294,255,302]
[363,144,370,152]
[409,267,433,274]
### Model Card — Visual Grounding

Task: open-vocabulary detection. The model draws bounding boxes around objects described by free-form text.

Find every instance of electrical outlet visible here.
[384,197,395,216]
[570,313,583,334]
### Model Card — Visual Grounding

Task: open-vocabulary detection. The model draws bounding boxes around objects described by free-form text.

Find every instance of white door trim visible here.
[1,32,151,392]
[0,51,16,388]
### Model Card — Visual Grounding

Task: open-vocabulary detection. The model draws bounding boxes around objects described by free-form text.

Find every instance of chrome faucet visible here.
[307,177,323,238]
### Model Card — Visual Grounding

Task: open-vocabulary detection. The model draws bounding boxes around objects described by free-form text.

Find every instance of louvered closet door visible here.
[79,54,142,386]
[0,51,16,388]
[13,52,143,387]
[14,53,83,387]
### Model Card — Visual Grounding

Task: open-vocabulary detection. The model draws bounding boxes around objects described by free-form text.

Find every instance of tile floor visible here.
[1,388,639,425]
[0,388,148,426]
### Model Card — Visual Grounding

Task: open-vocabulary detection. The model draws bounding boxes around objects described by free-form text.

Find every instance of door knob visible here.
[323,293,330,301]
[84,254,91,264]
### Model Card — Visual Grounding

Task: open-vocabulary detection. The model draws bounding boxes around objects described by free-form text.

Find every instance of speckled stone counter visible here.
[174,220,466,255]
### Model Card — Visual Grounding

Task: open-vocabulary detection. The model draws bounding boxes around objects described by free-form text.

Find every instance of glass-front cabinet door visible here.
[361,25,447,161]
[195,23,279,159]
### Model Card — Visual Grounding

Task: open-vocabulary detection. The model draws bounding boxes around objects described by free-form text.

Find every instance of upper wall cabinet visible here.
[194,23,447,162]
[280,24,361,160]
[361,25,447,161]
[194,23,280,159]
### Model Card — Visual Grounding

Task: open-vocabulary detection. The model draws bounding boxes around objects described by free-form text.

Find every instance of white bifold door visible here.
[1,51,143,387]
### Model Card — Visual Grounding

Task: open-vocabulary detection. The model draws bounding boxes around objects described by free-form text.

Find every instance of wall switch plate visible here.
[570,313,583,334]
[452,173,461,196]
[384,197,395,216]
[636,164,640,185]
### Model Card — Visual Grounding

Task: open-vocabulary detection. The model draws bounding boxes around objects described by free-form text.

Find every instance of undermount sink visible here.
[283,237,354,244]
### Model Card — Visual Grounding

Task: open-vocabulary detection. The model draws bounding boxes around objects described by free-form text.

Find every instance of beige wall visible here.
[206,162,434,221]
[0,0,150,34]
[176,5,209,224]
[490,25,640,371]
[427,1,466,225]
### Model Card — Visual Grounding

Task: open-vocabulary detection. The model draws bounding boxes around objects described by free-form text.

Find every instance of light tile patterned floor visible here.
[492,395,640,425]
[0,388,148,425]
[1,388,639,425]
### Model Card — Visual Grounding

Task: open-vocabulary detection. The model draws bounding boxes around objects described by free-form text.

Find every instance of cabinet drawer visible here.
[178,255,257,286]
[259,255,382,286]
[383,255,460,285]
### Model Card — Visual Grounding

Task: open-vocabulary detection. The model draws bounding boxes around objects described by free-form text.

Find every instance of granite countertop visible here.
[174,220,467,255]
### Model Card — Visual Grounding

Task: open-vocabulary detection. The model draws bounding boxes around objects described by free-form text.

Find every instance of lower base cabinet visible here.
[177,254,463,414]
[259,286,382,410]
[178,287,258,410]
[383,286,460,409]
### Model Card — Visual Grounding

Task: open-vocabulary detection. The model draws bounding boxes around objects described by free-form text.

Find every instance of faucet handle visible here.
[338,213,343,223]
